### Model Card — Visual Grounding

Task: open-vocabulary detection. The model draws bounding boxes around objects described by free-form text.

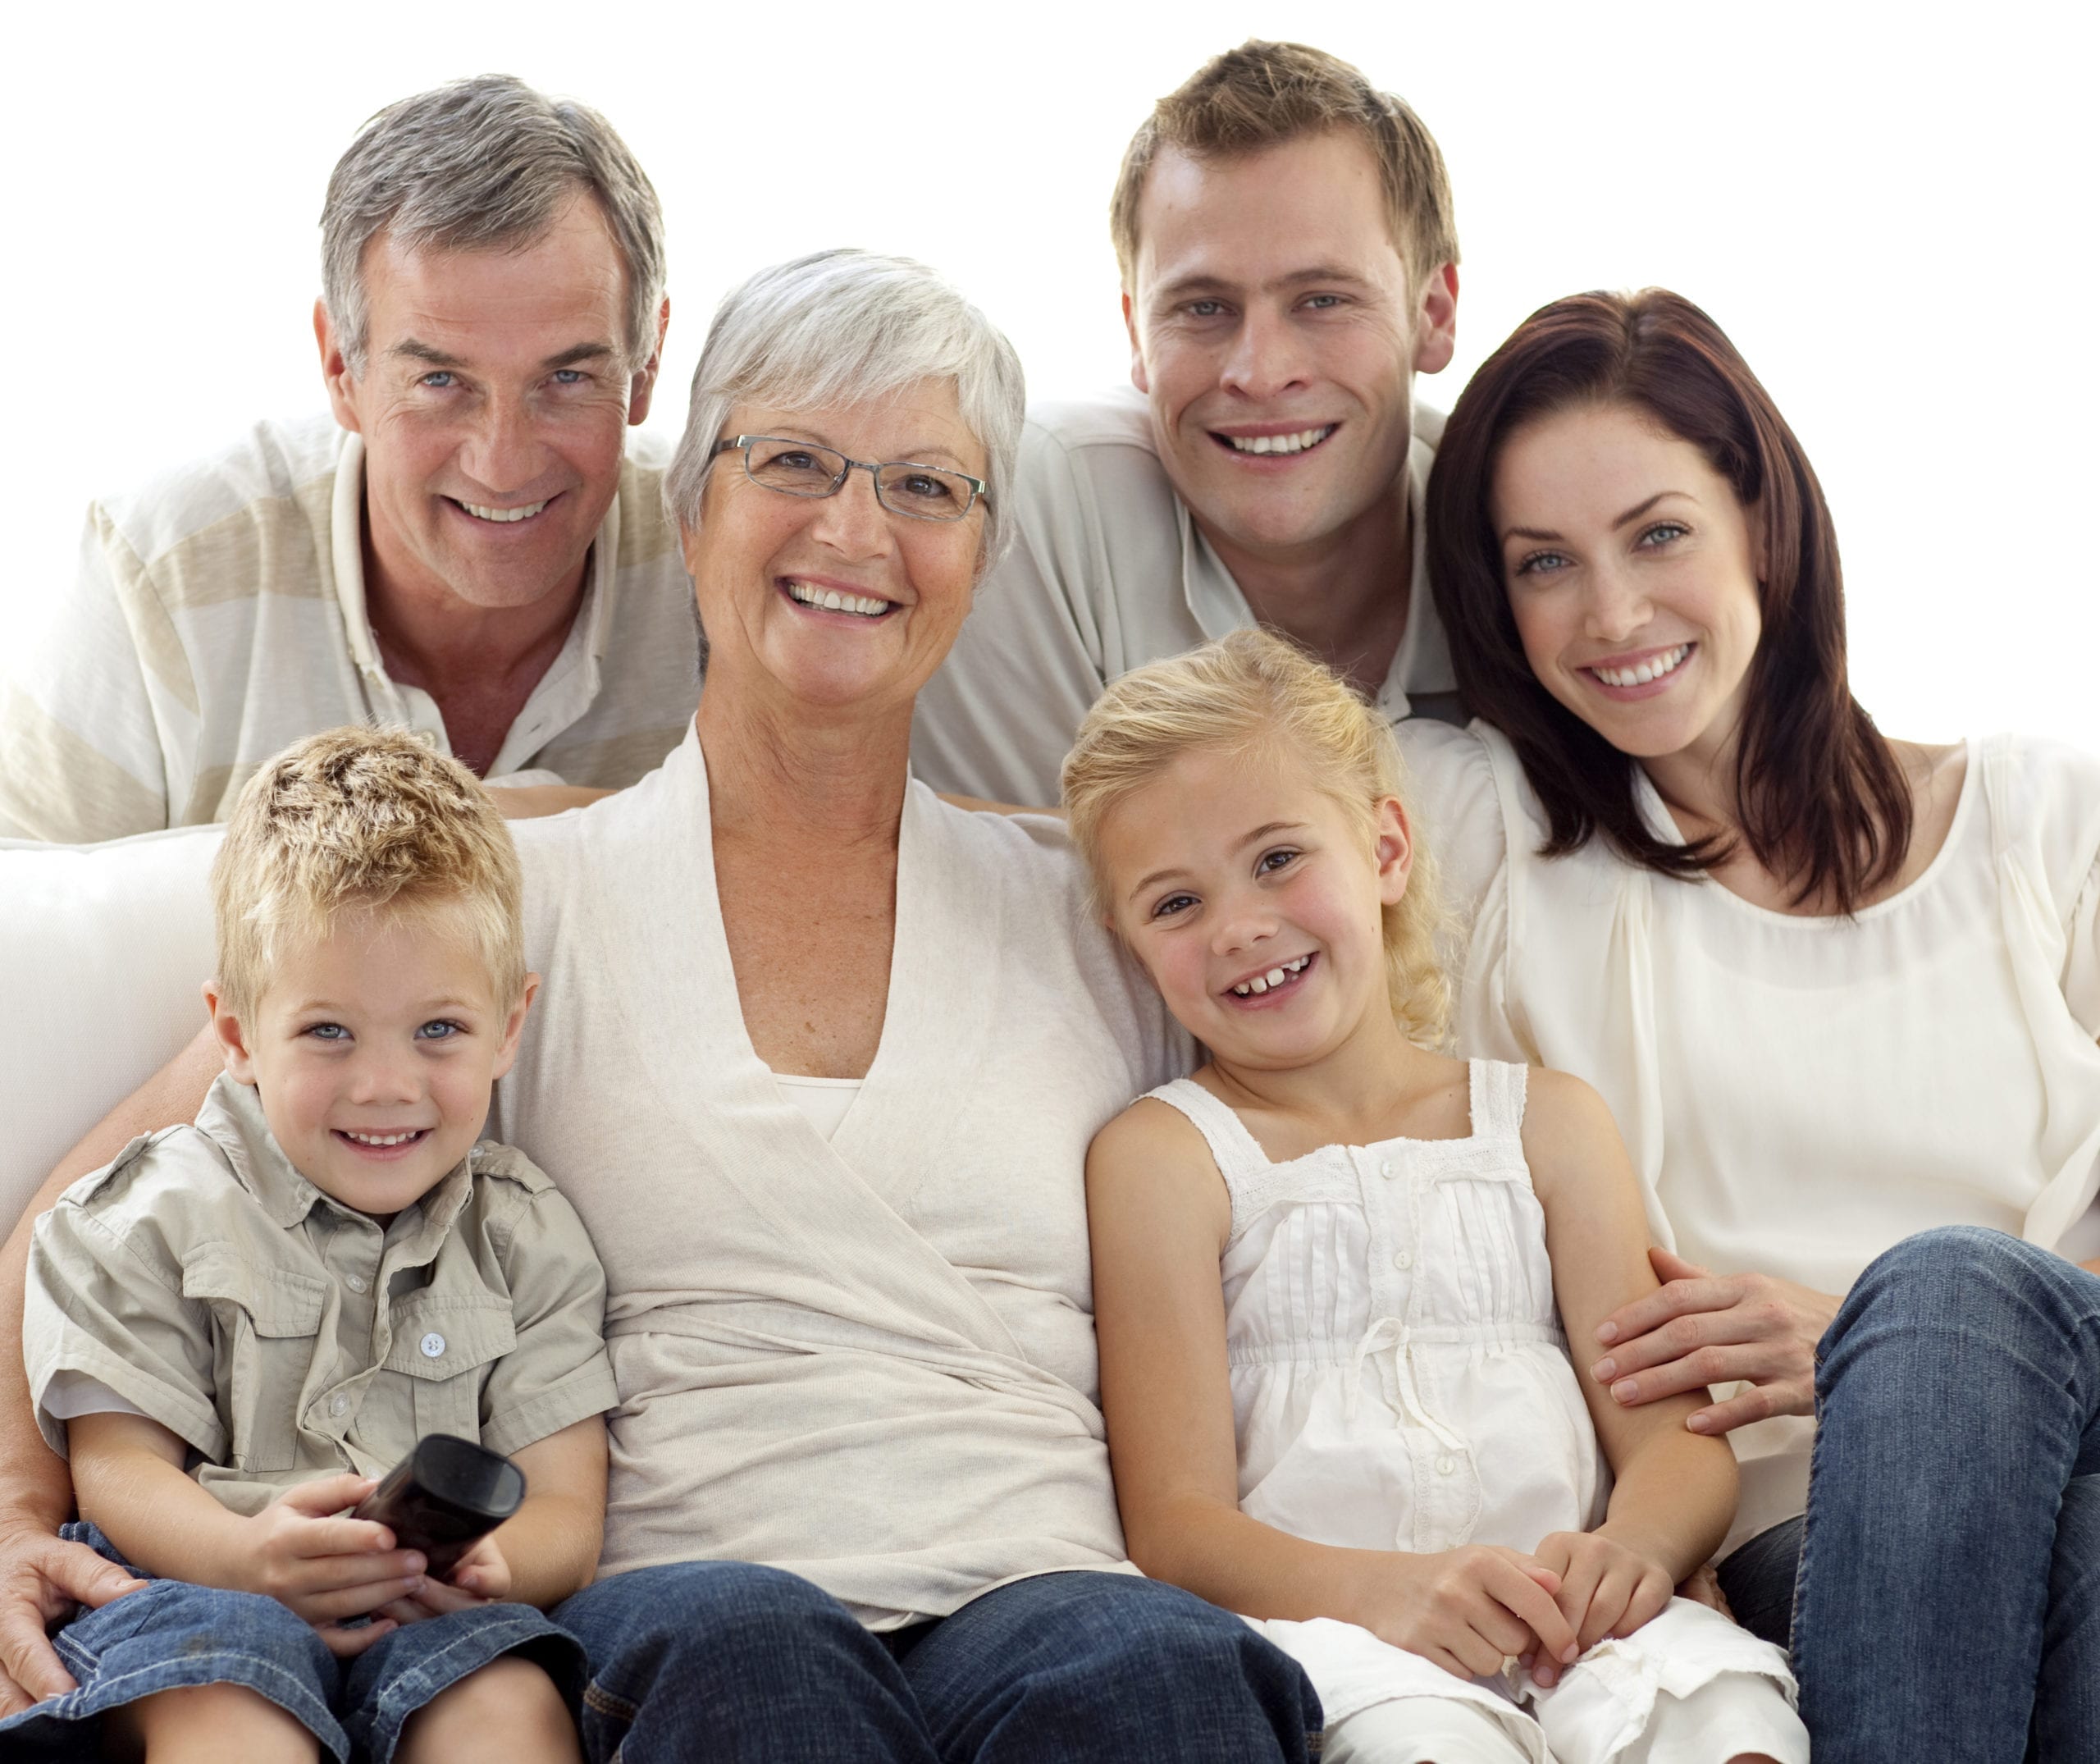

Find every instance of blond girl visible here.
[1063,629,1803,1764]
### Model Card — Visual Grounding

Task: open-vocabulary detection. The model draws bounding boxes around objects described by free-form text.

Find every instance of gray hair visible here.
[664,249,1025,569]
[321,74,665,376]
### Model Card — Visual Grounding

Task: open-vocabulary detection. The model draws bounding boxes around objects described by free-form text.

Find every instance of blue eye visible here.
[416,1020,463,1041]
[305,1022,349,1043]
[1515,550,1573,578]
[419,372,455,390]
[1185,299,1229,318]
[1637,522,1689,548]
[1302,294,1344,310]
[1258,848,1299,875]
[1150,893,1198,919]
[552,368,587,385]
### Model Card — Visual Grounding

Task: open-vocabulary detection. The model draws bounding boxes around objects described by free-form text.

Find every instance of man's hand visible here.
[0,1510,146,1714]
[1588,1248,1841,1434]
[238,1474,427,1658]
[1522,1531,1673,1687]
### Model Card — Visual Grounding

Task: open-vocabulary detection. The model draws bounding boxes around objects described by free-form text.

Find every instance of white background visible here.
[2,1,2093,747]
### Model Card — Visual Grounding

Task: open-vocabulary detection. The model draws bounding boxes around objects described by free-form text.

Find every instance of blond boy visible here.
[7,728,615,1764]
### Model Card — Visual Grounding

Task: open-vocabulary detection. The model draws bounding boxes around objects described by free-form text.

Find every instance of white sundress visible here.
[1144,1060,1803,1764]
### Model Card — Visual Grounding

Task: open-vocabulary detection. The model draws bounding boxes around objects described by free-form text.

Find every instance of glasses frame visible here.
[712,436,990,523]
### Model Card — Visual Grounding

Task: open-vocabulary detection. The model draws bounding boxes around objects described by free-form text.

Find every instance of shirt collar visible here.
[1176,423,1454,720]
[194,1072,475,1250]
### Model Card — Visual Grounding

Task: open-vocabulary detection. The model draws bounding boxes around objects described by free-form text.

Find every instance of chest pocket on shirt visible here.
[182,1251,329,1474]
[381,1296,516,1443]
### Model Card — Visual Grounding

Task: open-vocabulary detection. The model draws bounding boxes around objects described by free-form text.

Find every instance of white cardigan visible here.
[1401,719,2100,1556]
[495,724,1182,1625]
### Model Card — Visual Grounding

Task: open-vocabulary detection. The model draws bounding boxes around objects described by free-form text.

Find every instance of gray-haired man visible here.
[0,75,695,843]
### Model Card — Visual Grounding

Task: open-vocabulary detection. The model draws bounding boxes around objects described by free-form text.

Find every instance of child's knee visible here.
[397,1653,582,1764]
[106,1680,322,1762]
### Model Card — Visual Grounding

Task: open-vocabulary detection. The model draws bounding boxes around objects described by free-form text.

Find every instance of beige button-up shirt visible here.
[911,386,1455,807]
[0,414,701,843]
[25,1076,618,1515]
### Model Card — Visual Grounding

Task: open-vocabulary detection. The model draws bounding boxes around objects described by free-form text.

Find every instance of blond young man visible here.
[912,39,1463,806]
[2,729,615,1764]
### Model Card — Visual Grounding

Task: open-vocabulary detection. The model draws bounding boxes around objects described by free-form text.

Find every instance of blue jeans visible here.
[555,1561,1322,1762]
[1797,1225,2100,1762]
[0,1523,586,1762]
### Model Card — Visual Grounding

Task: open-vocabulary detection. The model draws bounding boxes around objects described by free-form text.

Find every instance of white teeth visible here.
[788,581,892,618]
[1231,954,1312,997]
[459,500,548,523]
[1225,426,1335,456]
[343,1129,422,1146]
[1591,644,1690,688]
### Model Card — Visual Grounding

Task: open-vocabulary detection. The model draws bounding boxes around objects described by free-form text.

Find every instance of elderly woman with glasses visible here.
[461,251,1321,1760]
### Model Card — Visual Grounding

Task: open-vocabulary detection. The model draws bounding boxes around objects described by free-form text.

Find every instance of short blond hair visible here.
[212,728,526,1018]
[1109,40,1459,296]
[1062,628,1450,1049]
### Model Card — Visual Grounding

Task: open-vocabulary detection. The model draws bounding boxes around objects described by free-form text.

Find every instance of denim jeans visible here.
[555,1561,1322,1762]
[1714,1514,1802,1652]
[1796,1225,2100,1763]
[0,1522,587,1762]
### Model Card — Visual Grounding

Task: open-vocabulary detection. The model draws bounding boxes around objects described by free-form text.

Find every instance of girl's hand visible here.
[374,1535,507,1626]
[1356,1546,1584,1682]
[1521,1532,1673,1687]
[1588,1248,1840,1433]
[240,1474,427,1657]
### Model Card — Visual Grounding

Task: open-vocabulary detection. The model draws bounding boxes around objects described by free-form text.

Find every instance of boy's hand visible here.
[375,1533,508,1627]
[1355,1545,1583,1682]
[240,1474,427,1657]
[1522,1531,1673,1687]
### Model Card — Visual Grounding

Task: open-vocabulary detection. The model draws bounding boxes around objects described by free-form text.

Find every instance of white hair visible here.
[664,249,1025,569]
[322,74,665,377]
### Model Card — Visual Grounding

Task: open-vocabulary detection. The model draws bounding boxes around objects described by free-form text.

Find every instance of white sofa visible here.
[1,827,222,1219]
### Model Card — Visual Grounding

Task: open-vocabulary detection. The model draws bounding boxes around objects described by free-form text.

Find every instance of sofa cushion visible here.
[0,827,221,1220]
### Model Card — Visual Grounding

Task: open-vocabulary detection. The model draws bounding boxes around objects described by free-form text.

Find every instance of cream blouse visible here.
[1399,720,2100,1556]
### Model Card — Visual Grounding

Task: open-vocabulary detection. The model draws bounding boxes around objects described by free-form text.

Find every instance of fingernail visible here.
[1562,1644,1580,1663]
[405,1576,424,1593]
[1591,1358,1616,1381]
[404,1554,426,1574]
[1687,1413,1710,1433]
[1612,1378,1637,1402]
[1596,1322,1618,1344]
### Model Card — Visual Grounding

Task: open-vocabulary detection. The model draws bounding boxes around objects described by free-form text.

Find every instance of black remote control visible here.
[351,1434,527,1579]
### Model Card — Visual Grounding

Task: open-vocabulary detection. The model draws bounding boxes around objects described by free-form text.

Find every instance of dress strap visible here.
[1140,1079,1272,1189]
[1466,1058,1529,1143]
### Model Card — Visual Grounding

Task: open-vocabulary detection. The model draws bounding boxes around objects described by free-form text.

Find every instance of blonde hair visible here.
[1062,628,1450,1049]
[212,727,526,1019]
[1109,40,1459,297]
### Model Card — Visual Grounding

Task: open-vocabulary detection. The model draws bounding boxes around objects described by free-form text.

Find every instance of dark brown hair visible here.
[1425,288,1911,911]
[1110,41,1458,297]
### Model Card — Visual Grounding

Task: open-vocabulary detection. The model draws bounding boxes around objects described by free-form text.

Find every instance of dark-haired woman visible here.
[1399,288,2100,1762]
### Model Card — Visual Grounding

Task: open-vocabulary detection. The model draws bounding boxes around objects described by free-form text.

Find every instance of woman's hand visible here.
[0,1510,148,1713]
[1588,1248,1840,1433]
[1521,1531,1673,1688]
[238,1474,424,1657]
[1353,1545,1583,1683]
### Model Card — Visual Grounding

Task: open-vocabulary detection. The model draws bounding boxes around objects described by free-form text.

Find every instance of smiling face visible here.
[1493,401,1767,772]
[684,380,990,722]
[319,190,660,619]
[1096,742,1411,1072]
[1124,130,1457,571]
[208,903,535,1220]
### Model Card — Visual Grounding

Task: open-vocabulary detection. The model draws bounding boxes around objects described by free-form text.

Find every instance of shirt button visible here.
[1379,1158,1395,1178]
[420,1332,447,1359]
[1436,1455,1457,1476]
[1393,1250,1413,1272]
[345,1274,368,1294]
[330,1393,350,1418]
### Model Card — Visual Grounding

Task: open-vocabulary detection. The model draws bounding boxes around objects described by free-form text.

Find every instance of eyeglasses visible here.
[712,436,988,523]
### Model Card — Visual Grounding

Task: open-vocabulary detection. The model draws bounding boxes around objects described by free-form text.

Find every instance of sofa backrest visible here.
[0,827,221,1221]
